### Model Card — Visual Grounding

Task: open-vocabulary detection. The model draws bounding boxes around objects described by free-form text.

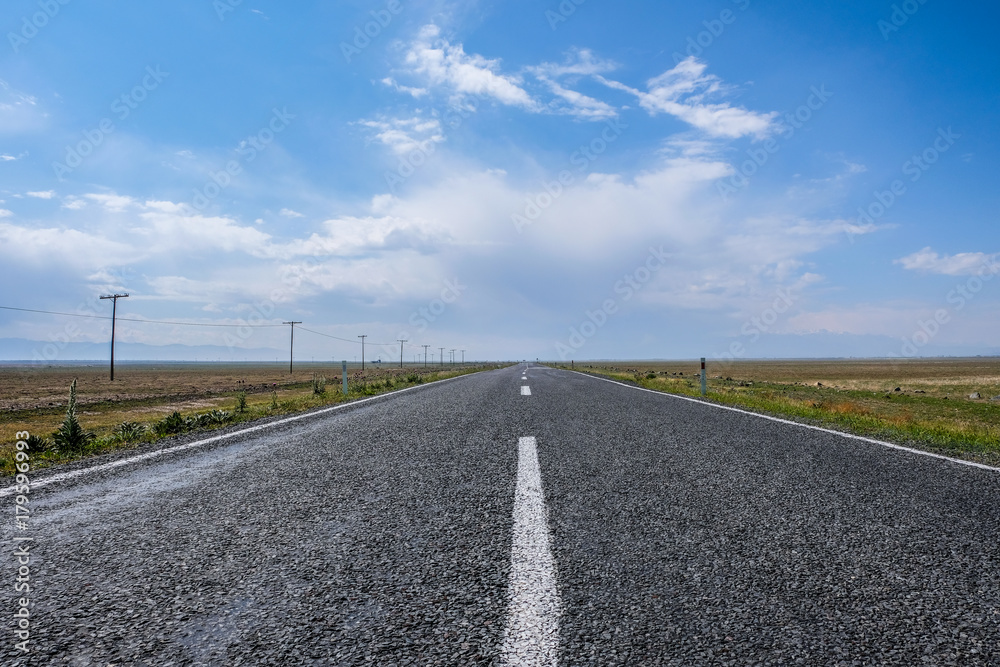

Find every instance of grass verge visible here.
[1,365,503,478]
[551,363,1000,467]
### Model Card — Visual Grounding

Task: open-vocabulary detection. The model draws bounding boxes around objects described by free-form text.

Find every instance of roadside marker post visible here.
[700,357,707,397]
[342,360,348,395]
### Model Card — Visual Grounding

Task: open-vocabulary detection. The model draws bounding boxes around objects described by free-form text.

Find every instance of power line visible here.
[2,304,443,353]
[296,326,366,345]
[0,305,284,328]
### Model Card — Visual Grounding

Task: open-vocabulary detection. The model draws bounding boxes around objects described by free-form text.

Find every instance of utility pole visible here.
[358,335,367,370]
[450,349,455,365]
[422,344,430,367]
[439,347,444,366]
[282,322,301,374]
[100,293,129,381]
[461,349,465,365]
[397,339,407,368]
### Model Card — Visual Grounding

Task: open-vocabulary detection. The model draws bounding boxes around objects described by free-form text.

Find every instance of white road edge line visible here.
[521,386,532,396]
[501,436,560,666]
[570,370,1000,473]
[0,371,477,498]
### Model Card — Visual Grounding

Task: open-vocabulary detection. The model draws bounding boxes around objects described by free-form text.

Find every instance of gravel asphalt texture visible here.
[3,363,1000,665]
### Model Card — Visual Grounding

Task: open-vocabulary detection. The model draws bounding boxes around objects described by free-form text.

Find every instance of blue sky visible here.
[1,0,998,363]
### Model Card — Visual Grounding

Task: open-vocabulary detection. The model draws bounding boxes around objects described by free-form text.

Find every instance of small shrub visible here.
[646,372,657,379]
[405,373,422,384]
[114,421,147,443]
[269,391,278,410]
[312,374,327,396]
[52,379,95,455]
[235,391,247,413]
[25,434,54,453]
[155,411,187,436]
[208,409,232,425]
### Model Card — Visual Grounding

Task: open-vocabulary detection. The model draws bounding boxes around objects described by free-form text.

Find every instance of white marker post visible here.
[700,357,707,397]
[342,360,348,395]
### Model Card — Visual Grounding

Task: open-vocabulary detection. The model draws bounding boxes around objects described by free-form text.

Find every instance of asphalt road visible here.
[4,363,1000,665]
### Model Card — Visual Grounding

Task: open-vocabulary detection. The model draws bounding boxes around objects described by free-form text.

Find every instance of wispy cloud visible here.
[360,116,445,155]
[0,79,45,134]
[26,190,56,199]
[896,247,999,276]
[598,57,777,139]
[403,25,539,110]
[380,77,428,98]
[85,193,135,212]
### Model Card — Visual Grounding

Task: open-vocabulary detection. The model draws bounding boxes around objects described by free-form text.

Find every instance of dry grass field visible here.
[0,362,498,476]
[554,358,1000,466]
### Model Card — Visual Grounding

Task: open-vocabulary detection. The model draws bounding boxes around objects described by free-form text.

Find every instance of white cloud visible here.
[0,154,17,161]
[403,25,539,110]
[0,209,12,218]
[380,77,428,98]
[360,116,445,155]
[598,57,777,139]
[533,48,617,78]
[281,215,450,259]
[134,208,275,257]
[536,76,617,119]
[0,222,133,266]
[279,208,305,218]
[26,190,55,199]
[61,198,87,210]
[85,193,135,212]
[896,247,999,276]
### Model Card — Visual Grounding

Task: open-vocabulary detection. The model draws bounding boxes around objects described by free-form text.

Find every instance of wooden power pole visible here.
[100,293,129,381]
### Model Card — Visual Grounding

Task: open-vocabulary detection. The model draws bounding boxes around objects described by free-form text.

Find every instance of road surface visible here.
[3,364,1000,665]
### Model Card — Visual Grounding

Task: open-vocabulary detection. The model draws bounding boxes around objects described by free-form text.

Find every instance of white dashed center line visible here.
[501,436,560,666]
[521,386,531,396]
